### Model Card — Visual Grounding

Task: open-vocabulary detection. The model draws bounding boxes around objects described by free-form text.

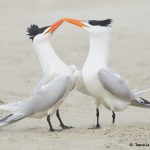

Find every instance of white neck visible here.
[85,33,110,68]
[33,39,61,73]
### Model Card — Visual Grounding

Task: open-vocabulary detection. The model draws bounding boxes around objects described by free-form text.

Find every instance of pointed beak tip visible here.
[49,19,64,33]
[44,20,63,35]
[62,18,87,28]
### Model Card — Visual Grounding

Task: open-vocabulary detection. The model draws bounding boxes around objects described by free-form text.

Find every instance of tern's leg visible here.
[89,108,101,129]
[90,101,101,129]
[112,111,116,124]
[95,101,101,128]
[47,114,55,132]
[96,108,101,128]
[56,109,73,129]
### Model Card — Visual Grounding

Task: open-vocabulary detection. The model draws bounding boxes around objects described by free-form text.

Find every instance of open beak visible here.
[45,18,88,34]
[45,19,64,34]
[62,18,88,28]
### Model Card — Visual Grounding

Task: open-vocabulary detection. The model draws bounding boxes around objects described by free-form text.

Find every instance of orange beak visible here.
[45,18,87,34]
[45,19,64,34]
[62,18,88,28]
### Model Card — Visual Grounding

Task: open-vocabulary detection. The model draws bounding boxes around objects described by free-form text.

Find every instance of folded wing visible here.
[0,75,73,127]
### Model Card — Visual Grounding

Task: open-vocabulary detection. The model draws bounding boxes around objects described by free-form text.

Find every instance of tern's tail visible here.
[0,103,19,112]
[134,88,150,95]
[131,97,150,108]
[0,113,27,127]
[0,99,27,112]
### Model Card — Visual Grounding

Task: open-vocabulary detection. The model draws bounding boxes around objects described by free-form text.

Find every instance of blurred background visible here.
[0,1,150,150]
[0,0,150,100]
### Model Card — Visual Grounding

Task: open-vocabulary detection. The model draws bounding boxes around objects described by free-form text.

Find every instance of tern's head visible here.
[27,24,50,42]
[61,18,112,36]
[27,20,63,43]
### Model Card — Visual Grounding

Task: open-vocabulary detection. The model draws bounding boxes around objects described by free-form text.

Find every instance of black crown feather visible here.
[26,24,50,40]
[88,19,112,27]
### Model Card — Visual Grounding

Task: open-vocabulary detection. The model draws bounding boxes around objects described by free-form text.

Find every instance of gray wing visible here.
[0,113,28,127]
[0,98,28,112]
[33,73,53,95]
[97,68,135,101]
[0,75,73,127]
[25,75,73,114]
[130,97,150,108]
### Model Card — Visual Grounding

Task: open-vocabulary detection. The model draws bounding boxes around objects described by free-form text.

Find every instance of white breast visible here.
[82,60,105,100]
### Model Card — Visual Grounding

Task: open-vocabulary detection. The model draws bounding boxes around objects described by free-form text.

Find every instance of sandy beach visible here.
[0,0,150,149]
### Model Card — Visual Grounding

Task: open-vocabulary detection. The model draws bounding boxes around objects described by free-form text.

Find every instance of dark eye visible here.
[39,26,50,34]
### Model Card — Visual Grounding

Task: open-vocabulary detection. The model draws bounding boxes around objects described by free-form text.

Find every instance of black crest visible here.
[88,19,112,27]
[27,24,49,40]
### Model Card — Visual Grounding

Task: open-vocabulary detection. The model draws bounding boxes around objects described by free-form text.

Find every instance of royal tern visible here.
[55,18,150,128]
[0,21,75,131]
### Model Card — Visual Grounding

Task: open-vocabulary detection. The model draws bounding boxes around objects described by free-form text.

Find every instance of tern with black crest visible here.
[54,18,150,128]
[0,21,75,131]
